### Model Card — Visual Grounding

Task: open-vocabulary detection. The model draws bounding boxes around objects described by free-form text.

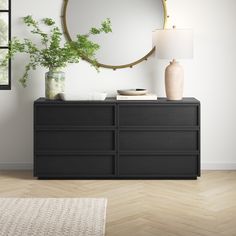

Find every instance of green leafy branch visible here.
[1,15,112,87]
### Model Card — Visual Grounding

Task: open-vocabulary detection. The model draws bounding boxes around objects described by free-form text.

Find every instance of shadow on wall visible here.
[0,56,44,166]
[0,170,34,180]
[149,56,165,96]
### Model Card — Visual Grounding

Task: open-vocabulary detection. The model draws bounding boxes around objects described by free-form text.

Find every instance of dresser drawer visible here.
[35,105,115,126]
[119,105,198,126]
[119,155,198,176]
[36,130,115,151]
[35,155,115,176]
[119,131,198,151]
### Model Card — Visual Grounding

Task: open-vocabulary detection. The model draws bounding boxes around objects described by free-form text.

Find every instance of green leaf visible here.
[42,18,55,26]
[2,15,112,87]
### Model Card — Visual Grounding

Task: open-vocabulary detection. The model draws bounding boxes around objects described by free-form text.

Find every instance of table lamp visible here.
[153,26,193,100]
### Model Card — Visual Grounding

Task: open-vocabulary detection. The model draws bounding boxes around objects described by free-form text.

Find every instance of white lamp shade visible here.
[153,28,193,59]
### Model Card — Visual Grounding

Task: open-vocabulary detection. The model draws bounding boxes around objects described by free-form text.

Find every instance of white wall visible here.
[0,0,235,169]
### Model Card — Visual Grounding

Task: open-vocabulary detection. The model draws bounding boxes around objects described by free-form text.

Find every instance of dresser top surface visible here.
[35,97,200,104]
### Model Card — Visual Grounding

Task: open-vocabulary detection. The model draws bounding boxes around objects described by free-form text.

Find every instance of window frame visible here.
[0,0,11,90]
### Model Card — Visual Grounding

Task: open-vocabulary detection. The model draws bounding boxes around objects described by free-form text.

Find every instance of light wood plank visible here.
[0,171,236,236]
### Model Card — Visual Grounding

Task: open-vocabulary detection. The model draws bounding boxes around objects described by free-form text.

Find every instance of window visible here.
[0,0,11,90]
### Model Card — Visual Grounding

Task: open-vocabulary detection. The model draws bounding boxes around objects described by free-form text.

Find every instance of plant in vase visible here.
[1,16,112,99]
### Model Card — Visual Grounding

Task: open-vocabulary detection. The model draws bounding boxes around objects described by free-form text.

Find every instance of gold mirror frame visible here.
[61,0,167,70]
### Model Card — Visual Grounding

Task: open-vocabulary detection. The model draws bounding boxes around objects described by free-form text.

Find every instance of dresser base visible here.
[37,176,198,180]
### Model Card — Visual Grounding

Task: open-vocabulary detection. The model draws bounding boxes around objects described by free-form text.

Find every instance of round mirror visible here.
[62,0,167,69]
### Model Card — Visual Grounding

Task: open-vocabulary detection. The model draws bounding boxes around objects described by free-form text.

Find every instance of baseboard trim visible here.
[201,163,236,170]
[0,163,33,170]
[0,163,236,171]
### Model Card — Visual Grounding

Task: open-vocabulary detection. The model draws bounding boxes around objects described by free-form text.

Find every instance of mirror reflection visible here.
[65,0,165,67]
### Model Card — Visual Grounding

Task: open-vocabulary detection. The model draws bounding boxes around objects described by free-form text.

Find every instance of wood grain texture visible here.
[0,171,235,236]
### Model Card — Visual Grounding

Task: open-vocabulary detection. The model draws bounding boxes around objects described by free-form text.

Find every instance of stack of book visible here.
[116,94,157,100]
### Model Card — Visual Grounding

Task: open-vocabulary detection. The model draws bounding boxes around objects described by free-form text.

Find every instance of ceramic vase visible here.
[165,60,184,100]
[45,68,65,100]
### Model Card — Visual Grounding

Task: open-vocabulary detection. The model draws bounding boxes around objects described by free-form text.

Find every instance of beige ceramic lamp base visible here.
[165,59,184,100]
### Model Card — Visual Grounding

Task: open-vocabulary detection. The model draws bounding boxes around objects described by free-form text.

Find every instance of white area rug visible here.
[0,198,107,236]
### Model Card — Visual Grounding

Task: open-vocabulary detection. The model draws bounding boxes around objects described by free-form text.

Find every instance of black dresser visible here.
[34,98,200,179]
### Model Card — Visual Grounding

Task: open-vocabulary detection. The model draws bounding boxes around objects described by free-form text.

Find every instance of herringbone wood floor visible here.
[0,171,236,236]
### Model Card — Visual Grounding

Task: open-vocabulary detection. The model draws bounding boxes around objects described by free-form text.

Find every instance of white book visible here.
[116,94,157,100]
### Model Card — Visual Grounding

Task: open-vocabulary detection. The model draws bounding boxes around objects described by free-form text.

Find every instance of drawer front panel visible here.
[119,155,198,176]
[120,131,198,151]
[119,105,198,126]
[36,155,114,176]
[35,105,115,126]
[36,131,115,151]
